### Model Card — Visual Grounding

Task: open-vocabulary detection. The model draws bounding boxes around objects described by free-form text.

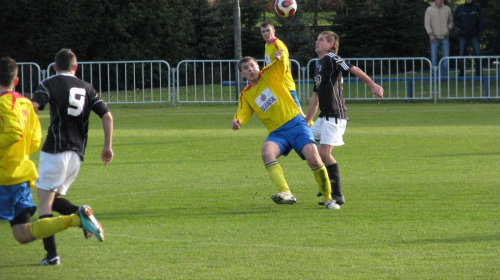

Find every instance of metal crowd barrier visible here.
[47,60,173,104]
[437,56,500,101]
[13,56,500,104]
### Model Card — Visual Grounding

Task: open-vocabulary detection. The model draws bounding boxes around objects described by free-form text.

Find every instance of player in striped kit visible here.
[306,31,384,206]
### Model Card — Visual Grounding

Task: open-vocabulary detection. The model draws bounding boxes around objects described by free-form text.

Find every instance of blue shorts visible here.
[266,115,316,160]
[0,182,37,221]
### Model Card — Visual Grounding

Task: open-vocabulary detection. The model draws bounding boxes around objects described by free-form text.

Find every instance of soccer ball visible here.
[274,0,297,17]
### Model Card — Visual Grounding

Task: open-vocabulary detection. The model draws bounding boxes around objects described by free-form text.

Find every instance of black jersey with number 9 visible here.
[32,73,110,160]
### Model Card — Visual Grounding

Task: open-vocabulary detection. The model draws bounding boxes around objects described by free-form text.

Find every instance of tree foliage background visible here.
[0,0,498,68]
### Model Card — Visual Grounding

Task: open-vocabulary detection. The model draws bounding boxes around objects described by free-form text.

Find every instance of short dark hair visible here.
[55,48,77,71]
[0,57,18,87]
[260,21,275,29]
[238,56,257,72]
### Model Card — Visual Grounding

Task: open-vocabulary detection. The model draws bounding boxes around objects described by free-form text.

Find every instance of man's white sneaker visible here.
[271,192,297,204]
[38,256,60,265]
[325,199,340,210]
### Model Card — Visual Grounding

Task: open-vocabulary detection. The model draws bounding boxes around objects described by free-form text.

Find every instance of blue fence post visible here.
[407,80,413,98]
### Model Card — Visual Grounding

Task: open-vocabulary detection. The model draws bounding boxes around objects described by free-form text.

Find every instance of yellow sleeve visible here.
[273,40,296,92]
[0,95,22,149]
[28,104,42,155]
[234,87,254,126]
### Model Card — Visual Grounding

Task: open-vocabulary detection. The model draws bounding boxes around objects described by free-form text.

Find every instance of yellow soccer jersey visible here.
[264,38,296,92]
[235,61,301,134]
[0,91,41,186]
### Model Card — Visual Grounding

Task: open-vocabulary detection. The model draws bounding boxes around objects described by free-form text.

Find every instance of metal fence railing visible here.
[13,62,43,99]
[437,56,500,101]
[47,60,172,104]
[175,59,303,104]
[14,56,500,104]
[305,57,434,101]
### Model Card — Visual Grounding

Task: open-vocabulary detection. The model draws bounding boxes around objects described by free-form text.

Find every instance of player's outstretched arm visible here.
[348,66,384,99]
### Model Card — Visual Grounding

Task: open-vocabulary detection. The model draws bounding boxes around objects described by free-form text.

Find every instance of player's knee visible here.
[14,236,31,244]
[319,150,331,161]
[12,228,33,244]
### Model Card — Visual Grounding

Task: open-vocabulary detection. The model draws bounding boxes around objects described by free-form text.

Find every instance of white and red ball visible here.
[274,0,297,17]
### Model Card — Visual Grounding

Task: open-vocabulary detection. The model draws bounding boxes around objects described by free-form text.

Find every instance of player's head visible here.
[0,57,19,88]
[238,56,260,83]
[238,57,258,72]
[55,48,77,72]
[260,21,276,43]
[317,31,339,54]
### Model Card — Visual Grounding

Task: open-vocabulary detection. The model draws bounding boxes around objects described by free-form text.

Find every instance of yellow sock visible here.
[29,214,81,240]
[312,164,332,200]
[265,161,290,193]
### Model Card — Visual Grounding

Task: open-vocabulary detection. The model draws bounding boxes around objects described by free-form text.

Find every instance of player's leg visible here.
[10,209,36,244]
[36,151,81,265]
[301,143,331,198]
[1,181,37,243]
[10,208,80,244]
[262,141,296,204]
[319,143,343,201]
[37,189,59,265]
[302,143,339,210]
[316,118,346,205]
[52,195,80,215]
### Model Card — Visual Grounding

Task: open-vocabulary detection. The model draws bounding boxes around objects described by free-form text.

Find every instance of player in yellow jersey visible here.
[260,21,306,118]
[231,51,340,209]
[0,57,103,265]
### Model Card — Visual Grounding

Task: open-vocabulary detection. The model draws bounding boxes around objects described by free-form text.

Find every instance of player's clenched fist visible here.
[231,119,241,130]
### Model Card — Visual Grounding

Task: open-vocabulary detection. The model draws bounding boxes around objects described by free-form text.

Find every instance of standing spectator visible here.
[32,49,113,265]
[0,57,103,251]
[305,31,384,206]
[425,0,453,77]
[260,21,306,118]
[454,0,484,76]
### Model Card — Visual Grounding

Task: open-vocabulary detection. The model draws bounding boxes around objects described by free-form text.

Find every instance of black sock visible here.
[52,197,79,215]
[39,214,57,259]
[326,163,343,197]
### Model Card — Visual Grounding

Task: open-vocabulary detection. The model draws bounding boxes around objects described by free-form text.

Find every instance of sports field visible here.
[1,102,499,279]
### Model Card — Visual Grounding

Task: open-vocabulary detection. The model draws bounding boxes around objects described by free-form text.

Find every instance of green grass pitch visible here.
[0,102,499,279]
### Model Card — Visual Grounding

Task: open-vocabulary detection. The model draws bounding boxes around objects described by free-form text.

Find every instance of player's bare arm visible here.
[348,66,384,99]
[305,92,319,126]
[101,112,114,166]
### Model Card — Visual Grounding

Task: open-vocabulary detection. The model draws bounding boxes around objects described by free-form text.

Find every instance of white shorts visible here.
[36,151,81,195]
[310,117,347,146]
